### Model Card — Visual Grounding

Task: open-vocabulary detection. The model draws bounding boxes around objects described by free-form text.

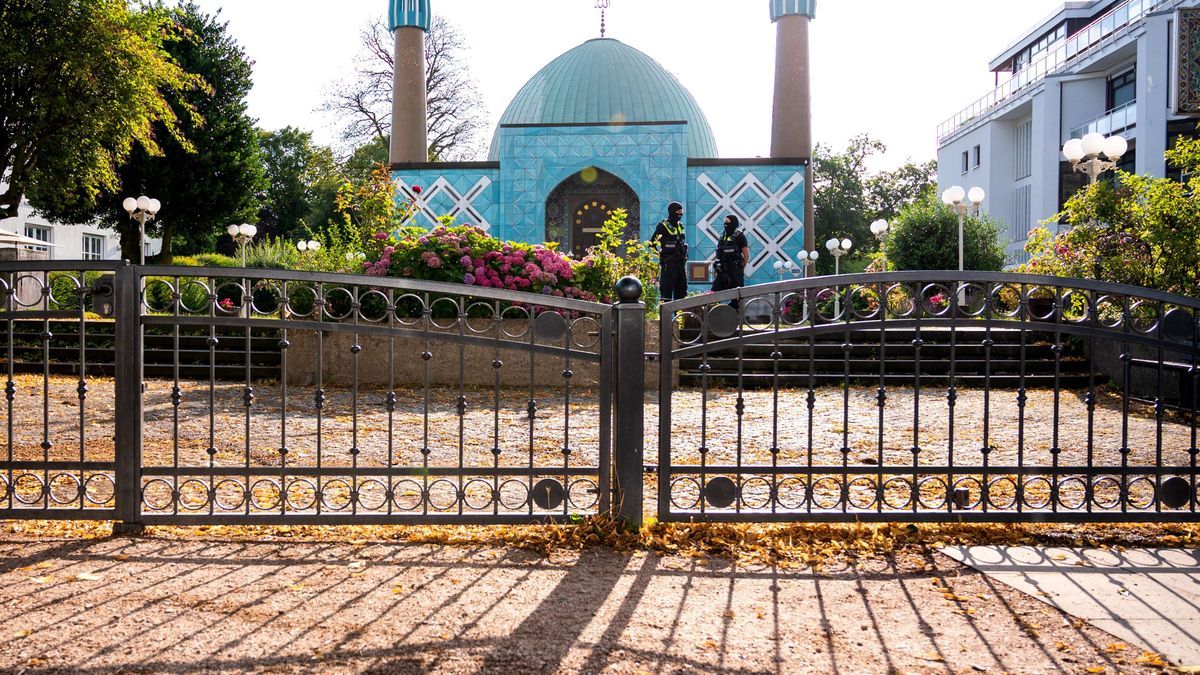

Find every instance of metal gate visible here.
[2,262,620,525]
[657,272,1200,523]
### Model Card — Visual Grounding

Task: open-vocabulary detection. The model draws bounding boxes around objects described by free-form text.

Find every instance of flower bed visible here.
[360,224,611,304]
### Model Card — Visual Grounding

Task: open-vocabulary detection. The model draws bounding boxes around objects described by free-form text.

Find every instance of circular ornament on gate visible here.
[704,476,738,509]
[534,311,568,341]
[706,304,739,339]
[1162,308,1195,343]
[531,478,566,510]
[1158,476,1192,510]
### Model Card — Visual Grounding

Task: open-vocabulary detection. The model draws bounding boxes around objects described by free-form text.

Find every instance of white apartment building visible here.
[936,0,1200,264]
[0,190,161,262]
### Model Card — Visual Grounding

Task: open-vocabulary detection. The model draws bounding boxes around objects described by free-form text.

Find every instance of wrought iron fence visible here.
[657,272,1200,523]
[3,263,1199,528]
[2,262,621,526]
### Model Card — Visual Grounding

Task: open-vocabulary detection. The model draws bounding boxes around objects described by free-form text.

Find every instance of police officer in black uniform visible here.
[711,214,750,308]
[652,202,689,302]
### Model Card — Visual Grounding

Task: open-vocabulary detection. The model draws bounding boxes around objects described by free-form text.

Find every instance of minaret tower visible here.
[389,0,431,163]
[769,0,816,251]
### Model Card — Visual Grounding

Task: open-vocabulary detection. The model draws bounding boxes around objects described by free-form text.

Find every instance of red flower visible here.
[412,185,423,195]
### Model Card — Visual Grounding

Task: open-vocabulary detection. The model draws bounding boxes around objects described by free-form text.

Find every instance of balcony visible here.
[1068,100,1137,140]
[937,0,1170,145]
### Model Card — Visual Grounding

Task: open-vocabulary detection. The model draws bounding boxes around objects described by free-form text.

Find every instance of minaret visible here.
[389,0,431,164]
[770,0,815,252]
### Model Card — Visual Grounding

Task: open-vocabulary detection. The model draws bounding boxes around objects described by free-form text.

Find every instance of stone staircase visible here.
[676,326,1095,389]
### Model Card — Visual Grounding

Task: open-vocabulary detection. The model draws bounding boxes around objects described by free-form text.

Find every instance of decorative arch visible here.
[545,167,641,258]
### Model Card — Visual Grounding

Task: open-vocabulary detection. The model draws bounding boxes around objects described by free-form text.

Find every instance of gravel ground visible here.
[1,376,1195,516]
[0,530,1174,674]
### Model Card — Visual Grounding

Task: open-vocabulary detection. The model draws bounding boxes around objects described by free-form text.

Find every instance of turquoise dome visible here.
[488,38,718,160]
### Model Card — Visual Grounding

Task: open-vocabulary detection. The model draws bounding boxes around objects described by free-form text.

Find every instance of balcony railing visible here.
[937,0,1170,144]
[1069,100,1138,140]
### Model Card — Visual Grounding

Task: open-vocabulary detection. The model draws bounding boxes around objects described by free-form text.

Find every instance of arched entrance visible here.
[545,167,640,258]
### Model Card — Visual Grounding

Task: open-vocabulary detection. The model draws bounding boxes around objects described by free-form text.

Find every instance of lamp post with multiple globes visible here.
[226,223,258,266]
[121,196,161,265]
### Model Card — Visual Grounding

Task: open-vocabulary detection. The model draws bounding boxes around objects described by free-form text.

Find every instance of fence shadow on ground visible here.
[0,535,1158,673]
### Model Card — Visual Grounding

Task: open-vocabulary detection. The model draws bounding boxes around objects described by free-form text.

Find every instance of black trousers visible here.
[711,267,745,308]
[660,259,688,303]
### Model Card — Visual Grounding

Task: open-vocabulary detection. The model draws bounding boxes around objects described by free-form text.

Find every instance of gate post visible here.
[612,277,646,529]
[113,263,144,535]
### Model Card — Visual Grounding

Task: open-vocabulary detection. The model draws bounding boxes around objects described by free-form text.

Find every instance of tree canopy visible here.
[1022,135,1200,296]
[812,134,936,274]
[54,2,265,262]
[258,127,342,241]
[0,0,197,220]
[882,196,1007,272]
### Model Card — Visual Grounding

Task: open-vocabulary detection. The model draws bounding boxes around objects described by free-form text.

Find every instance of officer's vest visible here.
[717,230,743,267]
[658,220,687,261]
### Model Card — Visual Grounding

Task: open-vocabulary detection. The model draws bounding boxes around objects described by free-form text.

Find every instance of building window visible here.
[961,151,969,174]
[1108,68,1136,110]
[82,234,104,261]
[24,225,50,252]
[1014,121,1033,180]
[973,145,982,168]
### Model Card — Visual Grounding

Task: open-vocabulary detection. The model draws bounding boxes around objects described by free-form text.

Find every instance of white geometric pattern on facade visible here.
[694,172,804,276]
[395,176,494,232]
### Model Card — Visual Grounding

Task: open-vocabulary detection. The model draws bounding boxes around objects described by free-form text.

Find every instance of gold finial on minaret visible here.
[595,0,609,38]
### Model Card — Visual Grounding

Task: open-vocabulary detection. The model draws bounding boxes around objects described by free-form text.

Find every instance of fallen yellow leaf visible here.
[30,576,51,584]
[74,572,103,582]
[14,629,31,638]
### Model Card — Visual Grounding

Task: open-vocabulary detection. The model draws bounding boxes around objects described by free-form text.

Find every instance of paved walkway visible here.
[0,534,1173,674]
[941,546,1200,668]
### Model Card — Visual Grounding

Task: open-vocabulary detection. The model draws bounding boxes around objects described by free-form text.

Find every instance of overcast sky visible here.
[189,0,1065,170]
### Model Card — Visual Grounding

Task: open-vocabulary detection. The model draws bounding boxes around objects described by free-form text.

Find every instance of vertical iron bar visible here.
[911,283,922,513]
[658,303,673,521]
[1017,285,1029,513]
[244,287,253,516]
[947,284,958,513]
[113,263,143,530]
[735,296,746,515]
[351,285,361,517]
[171,280,181,516]
[614,287,645,527]
[1121,296,1132,513]
[422,293,431,517]
[457,297,466,516]
[77,271,87,509]
[526,304,535,516]
[806,290,816,515]
[597,308,613,515]
[1085,294,1097,515]
[839,285,850,514]
[1155,302,1165,513]
[40,275,50,509]
[561,315,573,519]
[386,289,395,516]
[876,282,886,514]
[492,301,501,516]
[1051,286,1063,513]
[4,271,13,510]
[982,283,993,512]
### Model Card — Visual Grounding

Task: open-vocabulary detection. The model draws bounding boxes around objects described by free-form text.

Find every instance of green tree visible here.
[883,196,1006,272]
[1023,136,1200,296]
[0,0,197,220]
[258,127,342,240]
[811,134,936,274]
[59,2,265,262]
[866,159,938,222]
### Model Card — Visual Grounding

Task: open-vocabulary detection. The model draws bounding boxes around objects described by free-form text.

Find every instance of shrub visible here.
[193,253,238,268]
[1023,140,1200,297]
[883,196,1007,272]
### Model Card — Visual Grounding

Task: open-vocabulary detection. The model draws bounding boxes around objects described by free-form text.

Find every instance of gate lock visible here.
[91,275,116,317]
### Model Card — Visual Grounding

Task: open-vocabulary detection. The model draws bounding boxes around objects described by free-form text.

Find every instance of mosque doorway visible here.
[544,167,640,258]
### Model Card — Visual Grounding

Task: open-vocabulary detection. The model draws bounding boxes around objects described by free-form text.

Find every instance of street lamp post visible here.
[1063,132,1127,185]
[797,249,819,320]
[121,196,161,265]
[870,219,890,270]
[825,237,852,316]
[940,186,984,306]
[226,223,258,267]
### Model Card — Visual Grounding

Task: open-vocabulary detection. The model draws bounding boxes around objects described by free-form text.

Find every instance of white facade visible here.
[0,192,161,261]
[936,0,1197,265]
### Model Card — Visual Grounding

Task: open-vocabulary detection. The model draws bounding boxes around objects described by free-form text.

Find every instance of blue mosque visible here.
[386,0,816,286]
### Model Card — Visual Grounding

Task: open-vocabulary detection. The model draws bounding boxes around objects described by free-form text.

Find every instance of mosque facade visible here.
[387,0,815,287]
